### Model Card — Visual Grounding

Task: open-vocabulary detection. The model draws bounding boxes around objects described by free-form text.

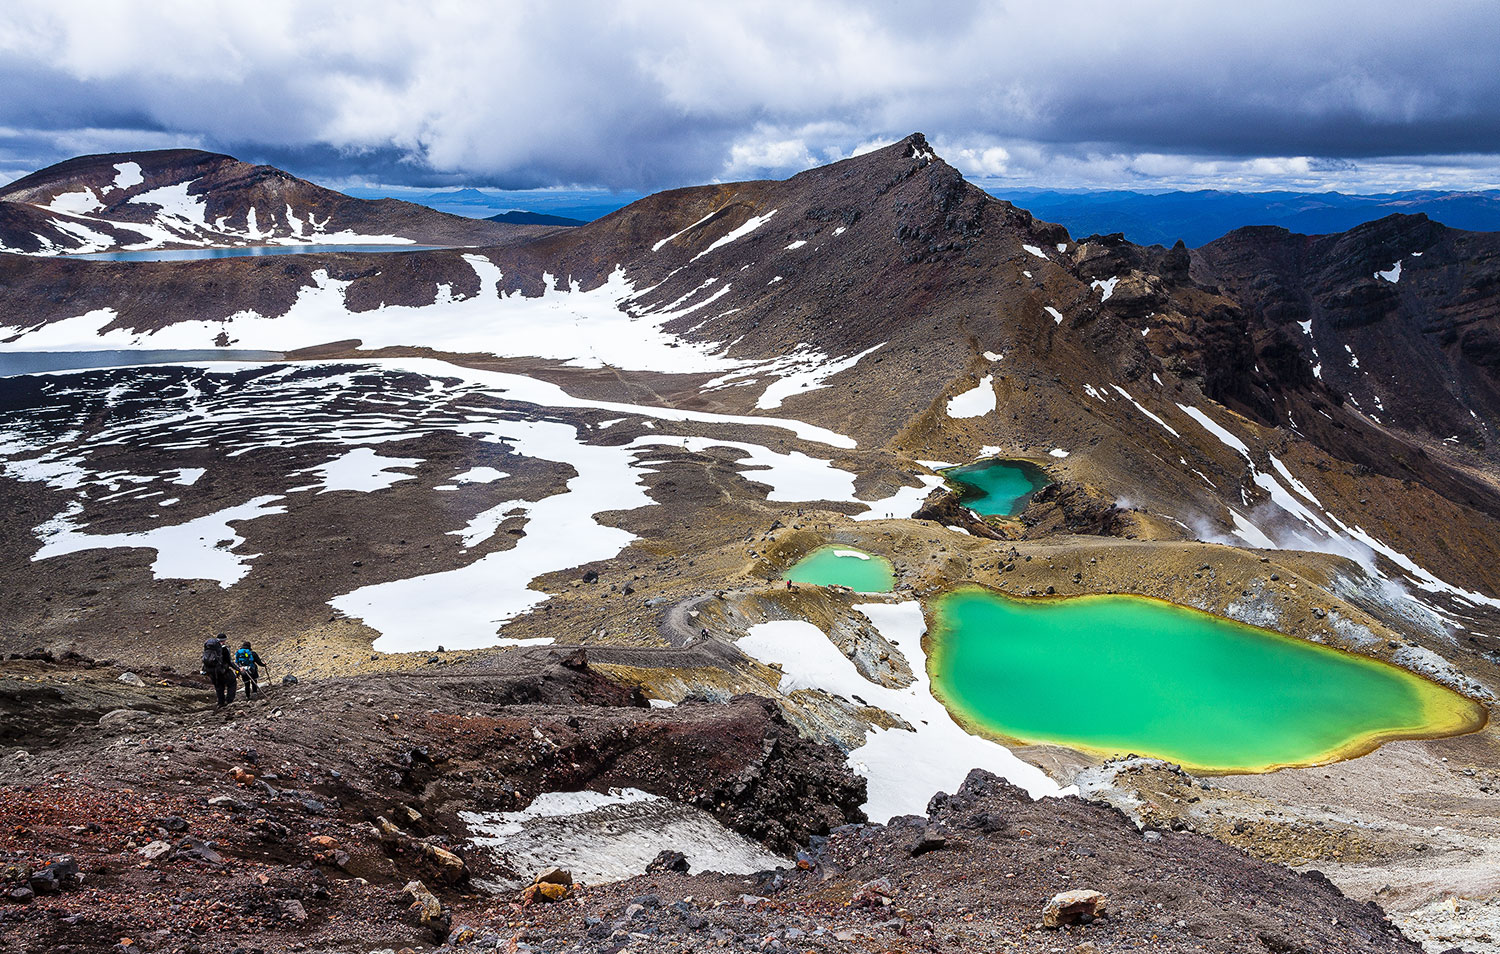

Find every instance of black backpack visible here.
[201,640,223,674]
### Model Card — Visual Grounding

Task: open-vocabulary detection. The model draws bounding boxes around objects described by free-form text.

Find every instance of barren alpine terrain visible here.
[1,136,1498,953]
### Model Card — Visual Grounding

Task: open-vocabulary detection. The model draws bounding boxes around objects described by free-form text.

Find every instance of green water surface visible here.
[928,587,1482,772]
[943,459,1051,516]
[782,546,895,593]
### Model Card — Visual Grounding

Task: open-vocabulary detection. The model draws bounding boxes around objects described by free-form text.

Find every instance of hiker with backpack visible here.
[201,633,239,708]
[235,641,267,698]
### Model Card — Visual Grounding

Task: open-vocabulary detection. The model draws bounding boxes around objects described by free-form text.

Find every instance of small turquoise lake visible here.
[927,587,1484,772]
[782,546,894,593]
[943,459,1051,516]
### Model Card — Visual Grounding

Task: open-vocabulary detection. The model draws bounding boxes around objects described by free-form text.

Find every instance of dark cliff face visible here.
[1196,214,1500,459]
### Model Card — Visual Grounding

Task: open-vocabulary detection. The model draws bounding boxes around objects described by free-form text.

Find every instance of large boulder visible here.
[1042,889,1107,928]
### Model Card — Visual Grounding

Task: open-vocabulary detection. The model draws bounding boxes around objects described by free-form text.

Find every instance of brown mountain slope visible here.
[4,135,1500,604]
[0,148,546,253]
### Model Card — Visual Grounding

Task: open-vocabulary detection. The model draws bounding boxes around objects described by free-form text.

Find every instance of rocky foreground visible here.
[0,650,1429,954]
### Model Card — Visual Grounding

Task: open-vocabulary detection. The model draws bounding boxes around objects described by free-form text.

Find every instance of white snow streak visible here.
[690,209,776,262]
[651,206,722,252]
[1111,386,1179,437]
[738,604,1067,821]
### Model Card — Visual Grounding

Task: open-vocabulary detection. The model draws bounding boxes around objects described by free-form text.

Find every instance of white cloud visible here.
[0,0,1497,191]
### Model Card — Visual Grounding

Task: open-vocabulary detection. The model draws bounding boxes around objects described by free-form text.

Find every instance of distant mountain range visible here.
[402,183,1500,248]
[486,209,585,227]
[405,186,643,223]
[990,187,1500,247]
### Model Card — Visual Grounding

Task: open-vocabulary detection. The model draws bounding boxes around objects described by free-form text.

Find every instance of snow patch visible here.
[43,189,104,216]
[33,495,285,588]
[301,447,420,493]
[946,375,996,418]
[462,788,786,890]
[852,474,945,522]
[452,466,507,485]
[1175,403,1252,459]
[749,344,884,411]
[112,162,144,190]
[738,605,1068,821]
[1,258,862,402]
[631,437,856,503]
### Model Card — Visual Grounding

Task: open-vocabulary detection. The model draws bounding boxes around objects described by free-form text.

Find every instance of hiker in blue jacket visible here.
[235,641,267,698]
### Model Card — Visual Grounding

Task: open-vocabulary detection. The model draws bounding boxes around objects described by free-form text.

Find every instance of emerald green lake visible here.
[943,459,1051,516]
[928,587,1483,772]
[782,546,895,593]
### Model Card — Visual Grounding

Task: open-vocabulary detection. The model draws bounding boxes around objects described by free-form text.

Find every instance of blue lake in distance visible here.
[65,244,448,262]
[0,350,284,377]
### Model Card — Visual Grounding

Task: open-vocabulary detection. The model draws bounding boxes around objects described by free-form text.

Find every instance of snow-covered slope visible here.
[0,149,537,254]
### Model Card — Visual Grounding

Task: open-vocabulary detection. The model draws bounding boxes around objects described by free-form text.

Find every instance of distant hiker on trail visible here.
[200,632,238,708]
[235,641,266,698]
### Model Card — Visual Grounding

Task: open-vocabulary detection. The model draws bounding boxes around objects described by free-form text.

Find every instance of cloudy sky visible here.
[1,0,1497,193]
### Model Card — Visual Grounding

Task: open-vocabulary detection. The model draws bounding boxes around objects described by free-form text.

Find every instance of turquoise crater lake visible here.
[942,459,1051,516]
[927,587,1484,772]
[782,546,895,593]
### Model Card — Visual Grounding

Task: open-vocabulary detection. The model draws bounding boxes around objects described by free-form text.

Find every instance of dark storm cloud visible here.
[1,0,1497,191]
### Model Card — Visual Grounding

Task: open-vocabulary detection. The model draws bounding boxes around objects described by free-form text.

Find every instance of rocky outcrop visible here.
[913,488,1009,539]
[497,769,1422,953]
[410,693,867,855]
[1020,482,1131,538]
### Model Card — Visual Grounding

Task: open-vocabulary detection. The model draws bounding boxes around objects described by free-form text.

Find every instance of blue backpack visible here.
[235,648,255,670]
